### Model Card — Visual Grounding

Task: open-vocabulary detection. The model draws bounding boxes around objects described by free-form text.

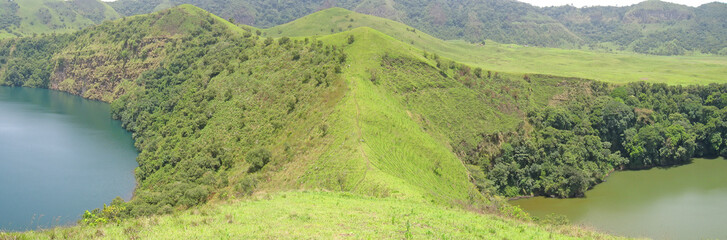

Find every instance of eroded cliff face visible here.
[49,37,169,102]
[0,5,216,102]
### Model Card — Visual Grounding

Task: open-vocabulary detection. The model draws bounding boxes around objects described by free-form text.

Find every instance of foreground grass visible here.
[266,8,727,85]
[1,191,625,239]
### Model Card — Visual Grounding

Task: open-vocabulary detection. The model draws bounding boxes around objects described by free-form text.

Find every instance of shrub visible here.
[246,147,271,172]
[235,175,258,196]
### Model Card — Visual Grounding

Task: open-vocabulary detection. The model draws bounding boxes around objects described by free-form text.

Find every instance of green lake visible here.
[0,87,138,231]
[512,158,727,240]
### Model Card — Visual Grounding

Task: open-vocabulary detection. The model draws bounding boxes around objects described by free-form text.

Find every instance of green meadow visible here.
[2,191,625,240]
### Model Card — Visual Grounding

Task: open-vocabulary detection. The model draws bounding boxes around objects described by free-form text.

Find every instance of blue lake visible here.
[0,87,137,231]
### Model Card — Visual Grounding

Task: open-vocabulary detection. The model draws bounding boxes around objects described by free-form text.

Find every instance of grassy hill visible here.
[0,0,120,39]
[265,7,727,85]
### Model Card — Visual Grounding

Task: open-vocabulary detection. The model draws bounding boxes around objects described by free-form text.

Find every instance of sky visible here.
[517,0,726,7]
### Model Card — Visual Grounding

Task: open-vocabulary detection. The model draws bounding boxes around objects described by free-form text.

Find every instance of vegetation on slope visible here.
[262,8,727,200]
[108,0,727,55]
[1,6,512,233]
[264,8,727,85]
[310,26,614,201]
[489,82,727,198]
[544,0,727,55]
[0,0,120,38]
[0,4,350,220]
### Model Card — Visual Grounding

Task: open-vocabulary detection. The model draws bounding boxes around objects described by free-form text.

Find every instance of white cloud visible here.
[517,0,727,7]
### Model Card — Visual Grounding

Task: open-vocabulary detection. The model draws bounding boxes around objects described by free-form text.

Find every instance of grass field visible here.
[266,8,727,85]
[1,191,625,240]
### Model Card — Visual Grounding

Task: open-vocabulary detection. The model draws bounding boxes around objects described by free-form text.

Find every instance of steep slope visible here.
[0,0,120,38]
[265,7,727,85]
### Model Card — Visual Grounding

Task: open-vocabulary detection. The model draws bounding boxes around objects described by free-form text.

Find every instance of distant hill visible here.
[543,0,727,55]
[109,0,727,55]
[0,0,120,38]
[266,8,727,85]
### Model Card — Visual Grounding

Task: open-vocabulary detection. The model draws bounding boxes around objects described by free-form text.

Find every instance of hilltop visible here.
[0,0,120,38]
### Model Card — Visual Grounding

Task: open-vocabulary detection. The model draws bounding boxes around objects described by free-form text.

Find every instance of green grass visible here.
[1,191,626,240]
[291,27,479,205]
[1,0,120,38]
[265,7,727,85]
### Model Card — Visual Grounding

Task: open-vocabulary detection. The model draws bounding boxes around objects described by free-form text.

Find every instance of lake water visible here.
[0,87,138,231]
[511,158,727,240]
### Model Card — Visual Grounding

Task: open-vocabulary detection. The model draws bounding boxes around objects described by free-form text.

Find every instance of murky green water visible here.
[0,87,138,231]
[512,158,727,240]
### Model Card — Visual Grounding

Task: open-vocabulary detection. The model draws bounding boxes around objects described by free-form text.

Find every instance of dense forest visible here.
[487,82,727,198]
[109,0,727,55]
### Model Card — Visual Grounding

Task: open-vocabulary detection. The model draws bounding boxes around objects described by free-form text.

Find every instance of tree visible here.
[593,98,634,153]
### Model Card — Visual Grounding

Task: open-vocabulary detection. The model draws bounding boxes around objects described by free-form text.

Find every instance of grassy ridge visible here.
[1,191,624,240]
[295,27,478,204]
[265,8,727,85]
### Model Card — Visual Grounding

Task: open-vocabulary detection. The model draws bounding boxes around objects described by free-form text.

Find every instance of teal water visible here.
[0,87,138,231]
[512,158,727,240]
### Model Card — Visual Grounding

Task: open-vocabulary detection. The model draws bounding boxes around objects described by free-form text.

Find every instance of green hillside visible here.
[108,0,727,55]
[265,7,727,85]
[0,0,120,38]
[544,0,727,55]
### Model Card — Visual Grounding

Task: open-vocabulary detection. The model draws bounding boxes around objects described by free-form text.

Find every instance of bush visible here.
[246,147,271,172]
[235,175,258,196]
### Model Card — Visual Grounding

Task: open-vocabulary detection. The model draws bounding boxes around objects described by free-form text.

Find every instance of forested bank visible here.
[487,82,727,198]
[0,5,346,224]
